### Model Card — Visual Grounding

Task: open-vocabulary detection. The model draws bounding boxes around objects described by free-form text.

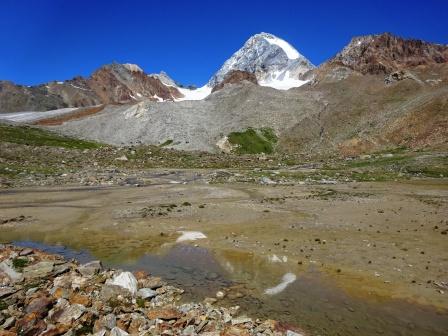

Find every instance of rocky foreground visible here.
[0,245,304,336]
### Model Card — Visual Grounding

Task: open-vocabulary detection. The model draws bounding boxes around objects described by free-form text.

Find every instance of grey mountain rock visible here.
[208,32,314,88]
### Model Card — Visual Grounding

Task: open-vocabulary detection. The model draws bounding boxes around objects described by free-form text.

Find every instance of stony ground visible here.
[1,124,448,335]
[0,245,304,336]
[1,124,447,189]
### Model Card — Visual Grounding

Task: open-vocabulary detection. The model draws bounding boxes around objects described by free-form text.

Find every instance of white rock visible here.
[71,275,88,290]
[286,331,304,336]
[115,155,128,161]
[137,288,157,299]
[215,291,225,299]
[0,260,23,283]
[108,272,138,295]
[181,325,196,336]
[260,177,276,185]
[93,330,107,336]
[231,316,252,325]
[110,327,129,336]
[56,303,85,324]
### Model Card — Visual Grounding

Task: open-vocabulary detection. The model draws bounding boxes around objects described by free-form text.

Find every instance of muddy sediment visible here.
[1,179,448,335]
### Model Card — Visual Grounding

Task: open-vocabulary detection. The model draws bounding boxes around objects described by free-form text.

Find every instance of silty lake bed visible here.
[1,177,448,335]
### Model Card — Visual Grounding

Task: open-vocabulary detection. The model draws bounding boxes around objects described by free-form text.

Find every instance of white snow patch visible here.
[268,255,288,263]
[69,83,91,91]
[0,107,78,123]
[264,273,297,295]
[264,35,300,60]
[176,231,207,243]
[259,70,308,90]
[177,85,212,101]
[153,94,163,102]
[57,81,64,84]
[123,63,143,73]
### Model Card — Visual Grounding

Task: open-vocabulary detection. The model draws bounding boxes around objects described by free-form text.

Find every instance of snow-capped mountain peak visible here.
[262,33,300,60]
[207,32,314,90]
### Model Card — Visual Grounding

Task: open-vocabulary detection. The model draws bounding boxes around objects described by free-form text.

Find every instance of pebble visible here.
[216,290,226,299]
[137,288,158,299]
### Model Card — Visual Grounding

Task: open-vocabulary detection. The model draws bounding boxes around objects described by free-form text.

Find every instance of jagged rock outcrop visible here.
[211,70,258,92]
[87,63,183,103]
[0,80,73,113]
[328,32,448,75]
[149,71,178,87]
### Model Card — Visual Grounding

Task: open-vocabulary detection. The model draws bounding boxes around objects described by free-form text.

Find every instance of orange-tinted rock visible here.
[116,319,129,331]
[127,317,145,334]
[24,295,54,317]
[39,324,70,336]
[147,308,182,320]
[133,270,148,280]
[69,293,91,307]
[0,331,17,336]
[220,326,250,336]
[16,313,47,336]
[329,32,448,75]
[53,287,68,300]
[212,70,258,92]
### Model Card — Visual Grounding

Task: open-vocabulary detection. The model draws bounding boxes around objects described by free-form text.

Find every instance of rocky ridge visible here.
[326,32,448,75]
[0,245,305,336]
[0,64,183,113]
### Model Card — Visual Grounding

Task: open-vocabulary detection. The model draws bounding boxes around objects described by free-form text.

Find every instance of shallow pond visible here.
[11,240,448,336]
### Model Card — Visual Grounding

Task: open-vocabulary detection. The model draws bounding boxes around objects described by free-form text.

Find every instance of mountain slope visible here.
[51,64,447,155]
[0,63,183,112]
[48,33,448,156]
[1,32,447,157]
[280,63,448,156]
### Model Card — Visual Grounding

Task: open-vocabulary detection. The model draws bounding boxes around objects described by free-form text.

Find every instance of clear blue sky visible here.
[1,0,447,86]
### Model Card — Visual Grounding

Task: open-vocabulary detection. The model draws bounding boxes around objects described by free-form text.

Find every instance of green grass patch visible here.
[12,257,29,270]
[346,155,409,168]
[260,127,278,143]
[228,127,277,154]
[405,166,448,178]
[0,162,61,179]
[136,297,146,308]
[75,324,94,336]
[0,124,101,149]
[372,146,409,155]
[159,139,173,147]
[0,299,8,310]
